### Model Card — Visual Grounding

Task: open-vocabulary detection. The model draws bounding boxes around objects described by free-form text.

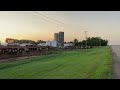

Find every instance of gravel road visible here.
[111,45,120,79]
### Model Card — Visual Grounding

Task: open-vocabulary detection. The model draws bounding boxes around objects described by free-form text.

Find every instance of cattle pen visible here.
[0,45,82,61]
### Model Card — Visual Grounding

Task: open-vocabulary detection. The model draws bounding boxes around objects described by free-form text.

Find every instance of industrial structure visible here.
[54,33,59,42]
[53,31,64,47]
[58,31,64,47]
[35,31,65,47]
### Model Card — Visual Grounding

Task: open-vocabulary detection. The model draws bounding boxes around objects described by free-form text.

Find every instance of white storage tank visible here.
[38,43,46,46]
[51,40,58,47]
[46,40,51,46]
[20,43,33,46]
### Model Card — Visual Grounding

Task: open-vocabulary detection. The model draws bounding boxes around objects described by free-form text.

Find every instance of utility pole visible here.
[84,31,88,49]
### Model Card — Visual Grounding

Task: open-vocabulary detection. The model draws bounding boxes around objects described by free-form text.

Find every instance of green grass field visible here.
[0,46,112,79]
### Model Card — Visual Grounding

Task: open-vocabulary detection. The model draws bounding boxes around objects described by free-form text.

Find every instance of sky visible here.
[0,11,120,45]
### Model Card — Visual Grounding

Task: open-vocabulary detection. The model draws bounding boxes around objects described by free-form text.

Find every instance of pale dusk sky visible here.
[0,11,119,45]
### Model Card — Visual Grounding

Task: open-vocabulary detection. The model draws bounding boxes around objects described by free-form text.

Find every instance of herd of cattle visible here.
[0,46,79,60]
[0,46,49,60]
[0,45,93,60]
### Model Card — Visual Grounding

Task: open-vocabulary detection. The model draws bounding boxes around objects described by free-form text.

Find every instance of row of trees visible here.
[73,37,108,47]
[5,38,46,44]
[5,37,108,47]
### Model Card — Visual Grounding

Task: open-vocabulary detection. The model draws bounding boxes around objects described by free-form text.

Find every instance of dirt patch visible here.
[0,55,39,63]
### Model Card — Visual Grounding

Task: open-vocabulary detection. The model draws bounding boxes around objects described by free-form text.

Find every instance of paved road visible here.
[111,45,120,79]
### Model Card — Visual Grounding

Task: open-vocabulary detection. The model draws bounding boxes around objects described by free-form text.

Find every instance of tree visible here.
[37,40,46,44]
[74,39,78,46]
[14,39,37,44]
[5,38,15,43]
[72,37,108,48]
[81,40,86,46]
[77,41,82,46]
[86,37,108,47]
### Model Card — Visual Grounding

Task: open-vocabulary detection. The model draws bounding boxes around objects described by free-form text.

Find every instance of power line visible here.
[18,11,108,38]
[18,11,80,33]
[33,11,64,25]
[18,11,75,36]
[32,11,78,39]
[32,11,80,32]
[18,11,108,42]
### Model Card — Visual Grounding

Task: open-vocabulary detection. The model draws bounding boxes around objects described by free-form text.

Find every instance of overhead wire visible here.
[17,11,108,41]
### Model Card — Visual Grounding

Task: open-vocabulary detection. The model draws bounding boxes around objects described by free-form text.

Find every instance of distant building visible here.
[1,42,8,46]
[64,42,74,47]
[7,43,20,46]
[51,40,59,47]
[54,33,59,42]
[46,40,52,46]
[37,42,46,46]
[45,31,64,47]
[59,31,64,47]
[46,40,59,47]
[20,43,33,47]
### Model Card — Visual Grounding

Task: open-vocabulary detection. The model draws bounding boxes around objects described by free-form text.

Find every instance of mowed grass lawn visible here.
[0,46,112,79]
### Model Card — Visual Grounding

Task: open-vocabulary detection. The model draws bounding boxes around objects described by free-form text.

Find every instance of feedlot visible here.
[0,46,76,61]
[0,46,54,60]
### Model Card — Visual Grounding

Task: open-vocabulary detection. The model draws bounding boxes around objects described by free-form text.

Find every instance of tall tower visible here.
[59,31,64,47]
[54,33,59,42]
